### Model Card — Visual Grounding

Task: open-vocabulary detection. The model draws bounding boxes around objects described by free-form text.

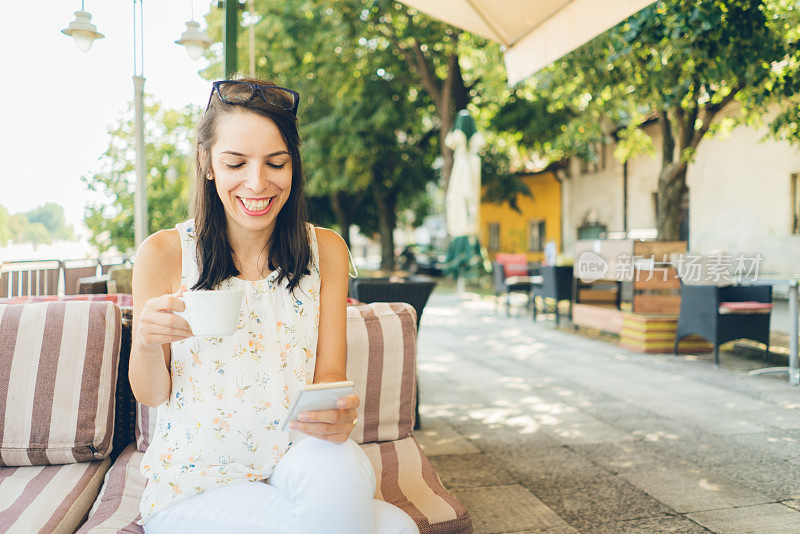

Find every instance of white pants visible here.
[143,437,419,534]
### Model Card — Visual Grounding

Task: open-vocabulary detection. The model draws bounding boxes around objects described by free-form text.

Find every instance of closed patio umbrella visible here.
[443,110,489,290]
[398,0,655,85]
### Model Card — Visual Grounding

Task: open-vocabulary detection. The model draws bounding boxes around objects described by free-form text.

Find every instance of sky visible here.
[0,2,214,233]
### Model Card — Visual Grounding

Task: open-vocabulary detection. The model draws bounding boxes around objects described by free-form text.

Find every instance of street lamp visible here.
[62,1,212,248]
[61,2,104,52]
[176,0,213,60]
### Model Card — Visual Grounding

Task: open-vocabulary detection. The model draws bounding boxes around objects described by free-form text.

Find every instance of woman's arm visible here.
[289,227,358,442]
[312,227,350,384]
[130,229,190,407]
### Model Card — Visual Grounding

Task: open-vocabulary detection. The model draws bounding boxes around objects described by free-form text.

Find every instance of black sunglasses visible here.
[205,80,300,115]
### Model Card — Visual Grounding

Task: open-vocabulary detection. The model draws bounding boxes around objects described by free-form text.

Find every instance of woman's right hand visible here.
[135,286,194,349]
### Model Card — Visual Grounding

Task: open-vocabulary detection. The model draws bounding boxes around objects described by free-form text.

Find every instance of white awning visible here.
[398,0,655,85]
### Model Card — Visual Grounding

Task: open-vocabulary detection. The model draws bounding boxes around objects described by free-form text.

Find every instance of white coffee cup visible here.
[174,289,243,337]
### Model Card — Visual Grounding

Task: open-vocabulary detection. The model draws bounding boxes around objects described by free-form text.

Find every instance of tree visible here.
[202,0,441,269]
[493,0,798,240]
[82,100,197,253]
[25,203,74,241]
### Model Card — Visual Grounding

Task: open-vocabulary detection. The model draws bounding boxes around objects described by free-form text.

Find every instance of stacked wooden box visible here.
[620,312,712,353]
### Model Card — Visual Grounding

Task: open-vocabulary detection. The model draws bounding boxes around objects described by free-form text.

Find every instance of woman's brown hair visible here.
[192,75,311,294]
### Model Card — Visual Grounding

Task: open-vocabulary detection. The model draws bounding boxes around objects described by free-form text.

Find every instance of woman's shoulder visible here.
[312,227,349,279]
[134,229,182,290]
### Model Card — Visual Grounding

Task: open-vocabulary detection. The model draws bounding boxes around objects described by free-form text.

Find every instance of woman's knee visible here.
[373,499,420,534]
[274,437,375,494]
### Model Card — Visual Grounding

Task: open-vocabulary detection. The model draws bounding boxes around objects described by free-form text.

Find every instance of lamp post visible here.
[62,1,212,248]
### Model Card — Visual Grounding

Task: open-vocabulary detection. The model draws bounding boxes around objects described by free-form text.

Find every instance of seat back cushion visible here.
[0,301,121,466]
[347,302,417,444]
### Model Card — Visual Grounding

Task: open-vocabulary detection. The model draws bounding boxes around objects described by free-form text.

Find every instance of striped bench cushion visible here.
[0,301,122,466]
[0,457,111,533]
[135,301,418,451]
[363,437,472,534]
[77,444,144,533]
[79,438,470,534]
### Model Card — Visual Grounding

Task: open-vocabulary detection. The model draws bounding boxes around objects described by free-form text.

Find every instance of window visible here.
[488,223,500,252]
[793,174,800,234]
[527,220,546,252]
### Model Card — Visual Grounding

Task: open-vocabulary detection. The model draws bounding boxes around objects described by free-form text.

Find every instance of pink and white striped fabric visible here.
[135,302,419,451]
[346,302,418,444]
[0,457,111,533]
[0,301,122,466]
[0,294,133,307]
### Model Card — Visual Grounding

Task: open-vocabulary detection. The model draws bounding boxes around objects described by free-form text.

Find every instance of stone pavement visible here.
[410,291,800,533]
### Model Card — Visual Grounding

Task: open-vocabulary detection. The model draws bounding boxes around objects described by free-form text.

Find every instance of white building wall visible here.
[687,104,800,274]
[562,105,800,274]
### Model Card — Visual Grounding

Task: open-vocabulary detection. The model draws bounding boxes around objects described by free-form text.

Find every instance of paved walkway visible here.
[411,291,800,533]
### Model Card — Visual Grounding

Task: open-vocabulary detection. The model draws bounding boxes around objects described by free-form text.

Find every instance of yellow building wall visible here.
[480,171,562,262]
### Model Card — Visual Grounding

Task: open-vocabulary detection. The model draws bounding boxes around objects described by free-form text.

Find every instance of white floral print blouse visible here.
[138,219,321,525]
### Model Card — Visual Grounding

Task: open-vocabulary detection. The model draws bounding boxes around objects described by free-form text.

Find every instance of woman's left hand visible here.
[289,394,360,443]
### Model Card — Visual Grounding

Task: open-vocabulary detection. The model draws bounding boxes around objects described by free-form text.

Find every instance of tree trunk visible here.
[656,162,688,241]
[372,186,397,271]
[655,112,688,241]
[329,192,352,249]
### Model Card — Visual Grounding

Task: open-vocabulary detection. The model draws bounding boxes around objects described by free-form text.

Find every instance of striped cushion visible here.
[0,301,122,466]
[135,302,419,451]
[363,437,472,534]
[0,457,111,533]
[79,439,470,534]
[346,302,417,444]
[0,294,133,307]
[77,444,144,533]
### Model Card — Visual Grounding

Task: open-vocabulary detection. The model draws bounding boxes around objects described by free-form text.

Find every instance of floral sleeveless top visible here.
[138,219,321,524]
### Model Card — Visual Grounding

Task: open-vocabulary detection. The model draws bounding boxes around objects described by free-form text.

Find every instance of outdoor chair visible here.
[77,274,110,294]
[350,276,437,430]
[0,299,472,534]
[674,281,773,365]
[532,265,574,325]
[491,258,541,316]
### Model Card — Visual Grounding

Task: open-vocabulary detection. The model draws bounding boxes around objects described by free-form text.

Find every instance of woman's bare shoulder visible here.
[134,229,182,292]
[313,227,349,277]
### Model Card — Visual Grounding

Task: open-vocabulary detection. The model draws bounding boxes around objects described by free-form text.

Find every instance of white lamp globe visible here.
[61,11,104,52]
[175,21,212,60]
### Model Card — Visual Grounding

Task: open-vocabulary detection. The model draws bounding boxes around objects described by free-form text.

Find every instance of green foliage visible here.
[0,203,74,246]
[81,100,197,253]
[493,0,798,163]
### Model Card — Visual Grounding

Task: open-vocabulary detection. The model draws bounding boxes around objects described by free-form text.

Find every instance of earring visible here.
[206,173,213,180]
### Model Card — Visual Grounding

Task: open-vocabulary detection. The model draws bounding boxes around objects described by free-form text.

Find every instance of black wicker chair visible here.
[350,277,437,430]
[532,265,574,325]
[674,281,772,365]
[492,261,540,316]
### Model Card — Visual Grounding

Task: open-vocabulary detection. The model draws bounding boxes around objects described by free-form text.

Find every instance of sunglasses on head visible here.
[205,80,300,115]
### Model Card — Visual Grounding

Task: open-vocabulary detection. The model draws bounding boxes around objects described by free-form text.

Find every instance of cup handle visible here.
[173,296,191,329]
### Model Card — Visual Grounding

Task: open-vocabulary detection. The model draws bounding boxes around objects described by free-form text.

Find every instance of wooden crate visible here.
[620,312,712,353]
[572,303,625,334]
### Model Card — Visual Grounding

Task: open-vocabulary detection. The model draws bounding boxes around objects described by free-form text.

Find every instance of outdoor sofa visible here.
[0,297,472,533]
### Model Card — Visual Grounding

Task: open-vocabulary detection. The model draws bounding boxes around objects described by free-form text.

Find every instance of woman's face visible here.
[209,109,293,237]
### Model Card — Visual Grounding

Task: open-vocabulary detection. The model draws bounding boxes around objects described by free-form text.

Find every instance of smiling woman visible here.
[128,76,419,534]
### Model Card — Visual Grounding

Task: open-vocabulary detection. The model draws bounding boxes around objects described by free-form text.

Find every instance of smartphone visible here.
[279,381,355,431]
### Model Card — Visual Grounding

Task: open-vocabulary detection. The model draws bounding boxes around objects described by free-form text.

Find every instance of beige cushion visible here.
[0,457,111,533]
[346,302,418,444]
[0,302,121,466]
[76,444,144,533]
[362,437,472,533]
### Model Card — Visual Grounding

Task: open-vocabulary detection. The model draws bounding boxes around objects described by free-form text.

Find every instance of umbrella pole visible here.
[457,275,465,295]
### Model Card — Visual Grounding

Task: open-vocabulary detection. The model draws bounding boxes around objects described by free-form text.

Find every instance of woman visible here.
[130,76,419,534]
